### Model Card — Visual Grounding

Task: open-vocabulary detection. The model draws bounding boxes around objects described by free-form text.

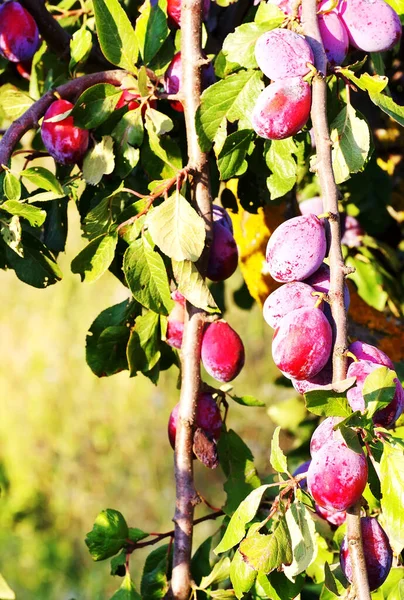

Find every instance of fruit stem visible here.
[301,2,371,600]
[170,0,213,598]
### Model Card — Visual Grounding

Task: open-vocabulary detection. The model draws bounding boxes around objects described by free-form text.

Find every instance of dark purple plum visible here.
[206,222,238,282]
[263,282,321,330]
[164,52,215,112]
[255,28,314,80]
[41,99,89,165]
[0,2,39,62]
[212,205,233,233]
[201,320,245,382]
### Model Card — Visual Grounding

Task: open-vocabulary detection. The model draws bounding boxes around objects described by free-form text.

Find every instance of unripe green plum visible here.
[255,28,314,80]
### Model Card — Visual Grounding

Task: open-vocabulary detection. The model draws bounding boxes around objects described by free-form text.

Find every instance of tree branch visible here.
[0,70,127,171]
[301,3,371,600]
[170,1,213,598]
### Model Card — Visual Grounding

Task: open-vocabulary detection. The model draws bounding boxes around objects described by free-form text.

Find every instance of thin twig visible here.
[301,3,371,600]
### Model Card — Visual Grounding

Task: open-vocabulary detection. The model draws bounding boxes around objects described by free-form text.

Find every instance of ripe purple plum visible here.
[310,416,343,455]
[315,504,346,526]
[299,196,324,216]
[0,2,39,63]
[168,392,222,449]
[212,205,233,233]
[167,0,210,28]
[115,90,157,113]
[266,215,327,283]
[255,29,314,80]
[252,77,312,140]
[305,263,350,311]
[340,517,393,591]
[318,7,349,66]
[206,222,238,282]
[263,282,321,330]
[347,360,404,428]
[201,320,245,382]
[338,0,401,52]
[41,99,89,165]
[291,359,333,395]
[164,52,215,112]
[341,215,364,248]
[307,437,368,511]
[348,341,394,369]
[272,307,332,380]
[166,291,185,349]
[293,460,311,490]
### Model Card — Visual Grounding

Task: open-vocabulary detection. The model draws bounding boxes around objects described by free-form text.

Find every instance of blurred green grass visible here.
[0,203,300,599]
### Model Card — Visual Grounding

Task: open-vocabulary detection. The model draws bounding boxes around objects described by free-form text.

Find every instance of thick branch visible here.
[0,70,127,170]
[301,4,371,600]
[171,1,213,599]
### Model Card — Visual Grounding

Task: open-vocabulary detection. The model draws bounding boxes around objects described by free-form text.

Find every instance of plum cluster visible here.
[252,29,313,140]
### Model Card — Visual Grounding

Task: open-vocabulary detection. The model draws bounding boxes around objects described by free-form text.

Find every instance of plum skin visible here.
[255,29,314,80]
[272,307,332,380]
[116,90,157,113]
[206,222,238,282]
[263,282,321,330]
[318,8,349,66]
[167,0,210,28]
[201,321,245,383]
[166,291,186,349]
[310,417,343,455]
[340,517,393,591]
[348,341,394,369]
[41,99,89,165]
[0,2,39,63]
[338,0,401,52]
[291,358,333,395]
[212,205,233,233]
[252,77,312,141]
[168,392,223,449]
[164,52,215,112]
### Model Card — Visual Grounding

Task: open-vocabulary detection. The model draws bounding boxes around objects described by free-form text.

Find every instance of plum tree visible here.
[266,215,327,282]
[201,320,245,382]
[340,517,393,591]
[164,51,215,112]
[206,222,239,282]
[255,29,314,80]
[168,392,223,449]
[272,307,332,379]
[263,282,321,330]
[252,77,312,140]
[338,0,401,52]
[0,2,39,62]
[41,100,89,165]
[307,437,368,511]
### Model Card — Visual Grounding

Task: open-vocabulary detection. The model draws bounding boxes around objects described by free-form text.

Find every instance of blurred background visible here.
[0,202,309,599]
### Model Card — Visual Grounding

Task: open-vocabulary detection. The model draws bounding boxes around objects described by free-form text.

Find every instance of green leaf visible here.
[337,68,388,94]
[265,139,297,200]
[27,191,66,203]
[346,254,388,312]
[0,200,46,227]
[256,571,305,600]
[200,556,231,589]
[3,171,21,200]
[20,166,65,195]
[85,509,129,561]
[127,311,161,377]
[196,70,264,151]
[71,233,118,283]
[239,519,292,573]
[69,26,93,72]
[93,0,138,72]
[218,130,254,180]
[123,235,173,315]
[305,389,353,417]
[0,574,15,600]
[110,551,127,576]
[230,550,257,599]
[217,429,261,515]
[110,574,141,599]
[283,501,316,578]
[83,189,127,240]
[254,2,285,23]
[135,0,169,65]
[147,193,206,262]
[83,136,115,186]
[369,91,404,127]
[71,84,122,129]
[4,232,62,288]
[144,117,182,175]
[128,527,148,543]
[270,426,288,474]
[222,19,283,70]
[115,143,140,179]
[362,366,397,418]
[172,259,219,313]
[140,544,172,599]
[229,395,265,407]
[0,83,33,121]
[380,442,404,554]
[338,425,363,454]
[330,104,371,184]
[1,215,22,256]
[112,109,144,147]
[214,484,270,554]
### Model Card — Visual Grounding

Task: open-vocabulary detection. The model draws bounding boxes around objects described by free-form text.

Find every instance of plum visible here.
[340,517,393,591]
[315,504,346,526]
[116,89,157,112]
[201,320,245,382]
[164,52,215,112]
[272,307,332,380]
[255,29,314,80]
[266,215,327,283]
[291,359,333,395]
[252,77,312,140]
[41,99,89,165]
[212,205,233,233]
[293,460,311,490]
[263,282,321,330]
[346,360,404,428]
[318,8,349,66]
[310,416,343,455]
[206,222,238,282]
[338,0,401,52]
[167,0,210,28]
[305,263,350,311]
[341,215,364,248]
[168,392,222,449]
[0,2,39,63]
[348,341,394,369]
[166,291,186,349]
[307,437,368,511]
[299,196,324,216]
